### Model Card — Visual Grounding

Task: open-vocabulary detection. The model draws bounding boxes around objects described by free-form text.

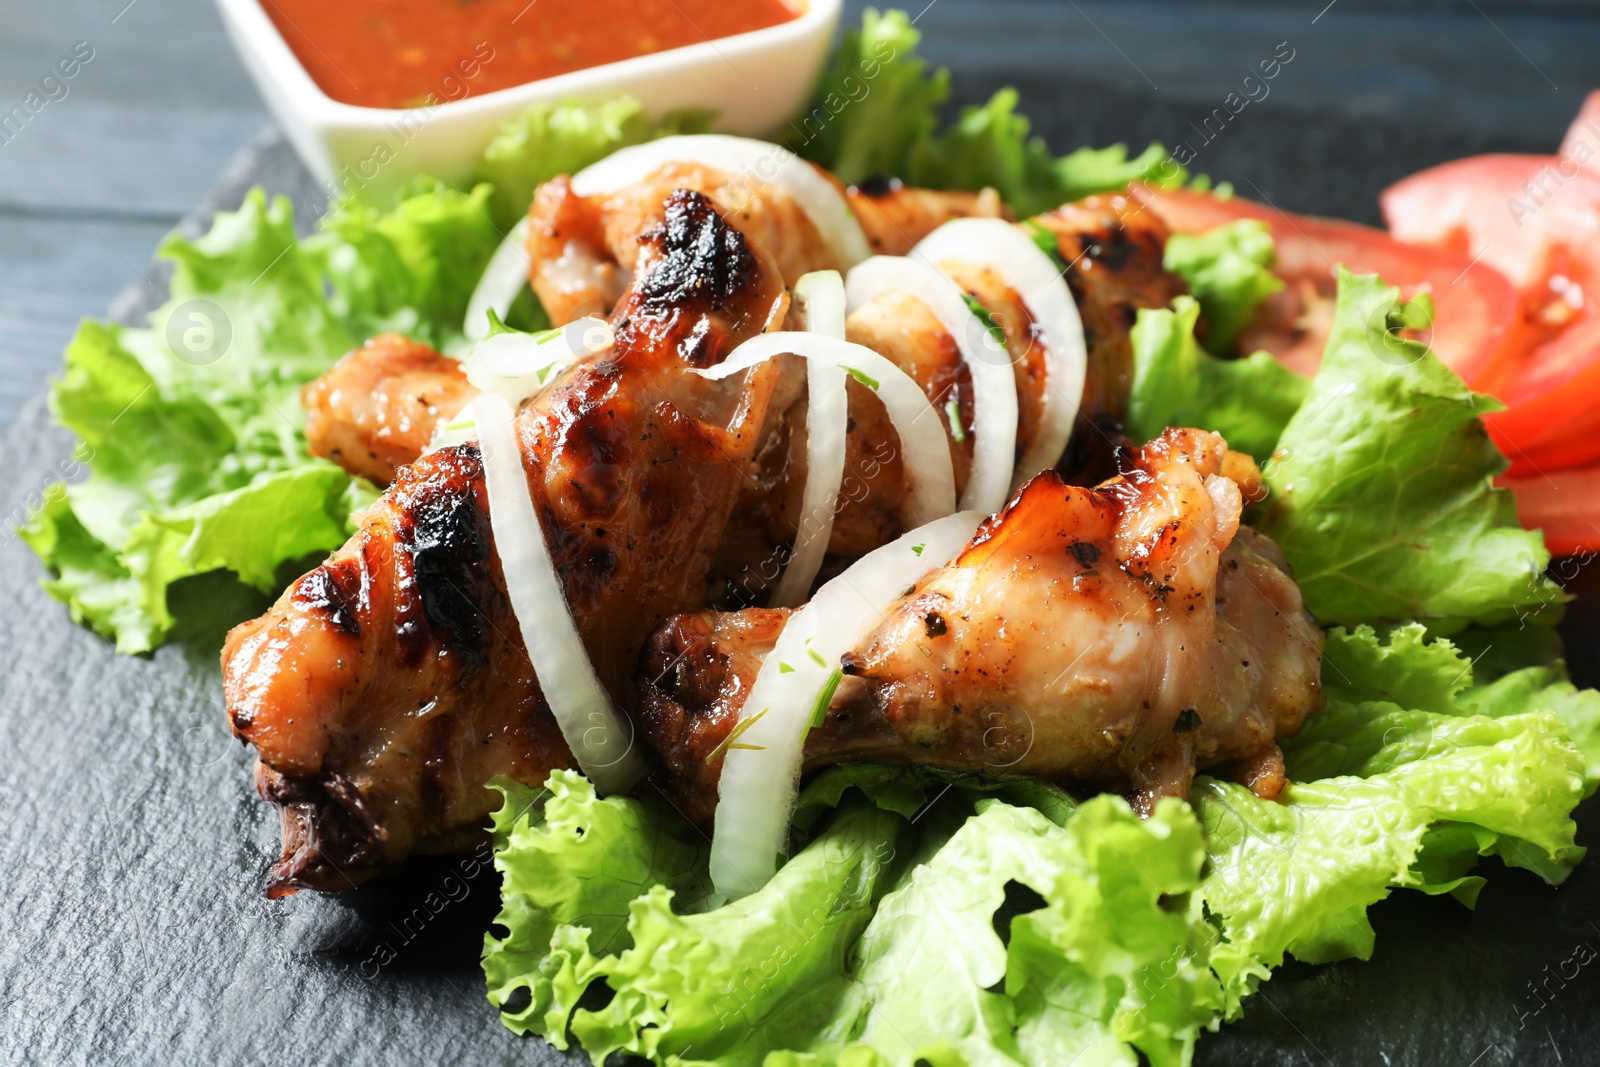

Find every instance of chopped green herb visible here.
[911,543,926,556]
[704,706,769,764]
[961,293,1007,348]
[1024,220,1070,273]
[844,366,881,391]
[779,662,795,674]
[807,647,828,668]
[944,396,966,443]
[808,669,844,731]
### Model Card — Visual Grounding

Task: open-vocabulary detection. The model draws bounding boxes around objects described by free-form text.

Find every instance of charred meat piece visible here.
[223,189,795,895]
[527,162,1003,324]
[641,428,1324,823]
[301,333,473,485]
[738,197,1187,585]
[306,183,1181,502]
[1032,191,1189,420]
[847,176,1007,256]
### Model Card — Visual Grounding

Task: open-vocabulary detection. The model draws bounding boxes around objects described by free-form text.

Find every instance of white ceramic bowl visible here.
[215,0,840,202]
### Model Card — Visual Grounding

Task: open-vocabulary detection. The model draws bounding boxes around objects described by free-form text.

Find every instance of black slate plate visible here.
[5,90,1600,1066]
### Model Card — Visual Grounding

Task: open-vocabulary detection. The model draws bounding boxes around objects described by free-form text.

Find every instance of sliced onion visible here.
[914,218,1088,487]
[772,272,849,607]
[570,134,872,268]
[695,332,956,527]
[425,408,479,454]
[424,319,614,455]
[475,392,645,795]
[464,216,532,344]
[463,317,613,402]
[845,256,1018,516]
[710,510,985,898]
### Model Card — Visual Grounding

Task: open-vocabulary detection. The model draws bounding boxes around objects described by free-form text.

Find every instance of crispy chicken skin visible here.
[306,176,1180,501]
[848,177,1006,255]
[527,162,1004,324]
[640,428,1324,823]
[303,169,1011,490]
[223,189,794,895]
[1033,191,1188,420]
[301,333,472,485]
[743,195,1187,574]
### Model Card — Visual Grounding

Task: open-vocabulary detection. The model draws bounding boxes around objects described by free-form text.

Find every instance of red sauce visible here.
[261,0,803,110]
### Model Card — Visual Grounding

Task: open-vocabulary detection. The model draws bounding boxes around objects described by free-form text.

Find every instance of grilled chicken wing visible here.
[1032,191,1187,421]
[223,189,795,894]
[301,333,471,485]
[307,174,1182,501]
[528,162,1003,324]
[640,428,1324,823]
[736,193,1187,586]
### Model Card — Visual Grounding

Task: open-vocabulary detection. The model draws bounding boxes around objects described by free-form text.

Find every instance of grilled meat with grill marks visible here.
[527,162,1004,324]
[223,188,794,895]
[231,166,1198,894]
[301,333,471,485]
[735,191,1187,587]
[640,428,1324,823]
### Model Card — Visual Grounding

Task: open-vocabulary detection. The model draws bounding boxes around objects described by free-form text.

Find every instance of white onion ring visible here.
[845,256,1018,516]
[773,272,849,607]
[695,332,956,527]
[914,218,1088,487]
[463,317,613,402]
[424,319,614,454]
[710,510,985,898]
[463,216,532,344]
[571,134,872,268]
[474,392,645,795]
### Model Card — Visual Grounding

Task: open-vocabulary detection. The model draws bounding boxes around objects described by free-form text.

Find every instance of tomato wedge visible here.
[1501,466,1600,558]
[1381,155,1600,292]
[1381,155,1600,474]
[1558,89,1600,175]
[1141,187,1524,382]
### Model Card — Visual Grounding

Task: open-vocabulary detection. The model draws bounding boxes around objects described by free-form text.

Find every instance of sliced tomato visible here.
[1380,154,1600,291]
[1141,187,1525,383]
[1558,89,1600,172]
[1381,155,1600,474]
[1481,315,1600,473]
[1501,465,1600,558]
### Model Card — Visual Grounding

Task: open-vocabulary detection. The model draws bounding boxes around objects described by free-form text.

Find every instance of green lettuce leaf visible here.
[484,770,907,1064]
[1195,623,1591,1013]
[847,797,1220,1067]
[311,177,504,349]
[904,90,1180,217]
[1125,296,1308,462]
[1254,268,1560,628]
[483,771,1221,1066]
[1162,220,1284,354]
[784,7,947,185]
[22,183,482,651]
[476,96,714,230]
[788,9,1181,216]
